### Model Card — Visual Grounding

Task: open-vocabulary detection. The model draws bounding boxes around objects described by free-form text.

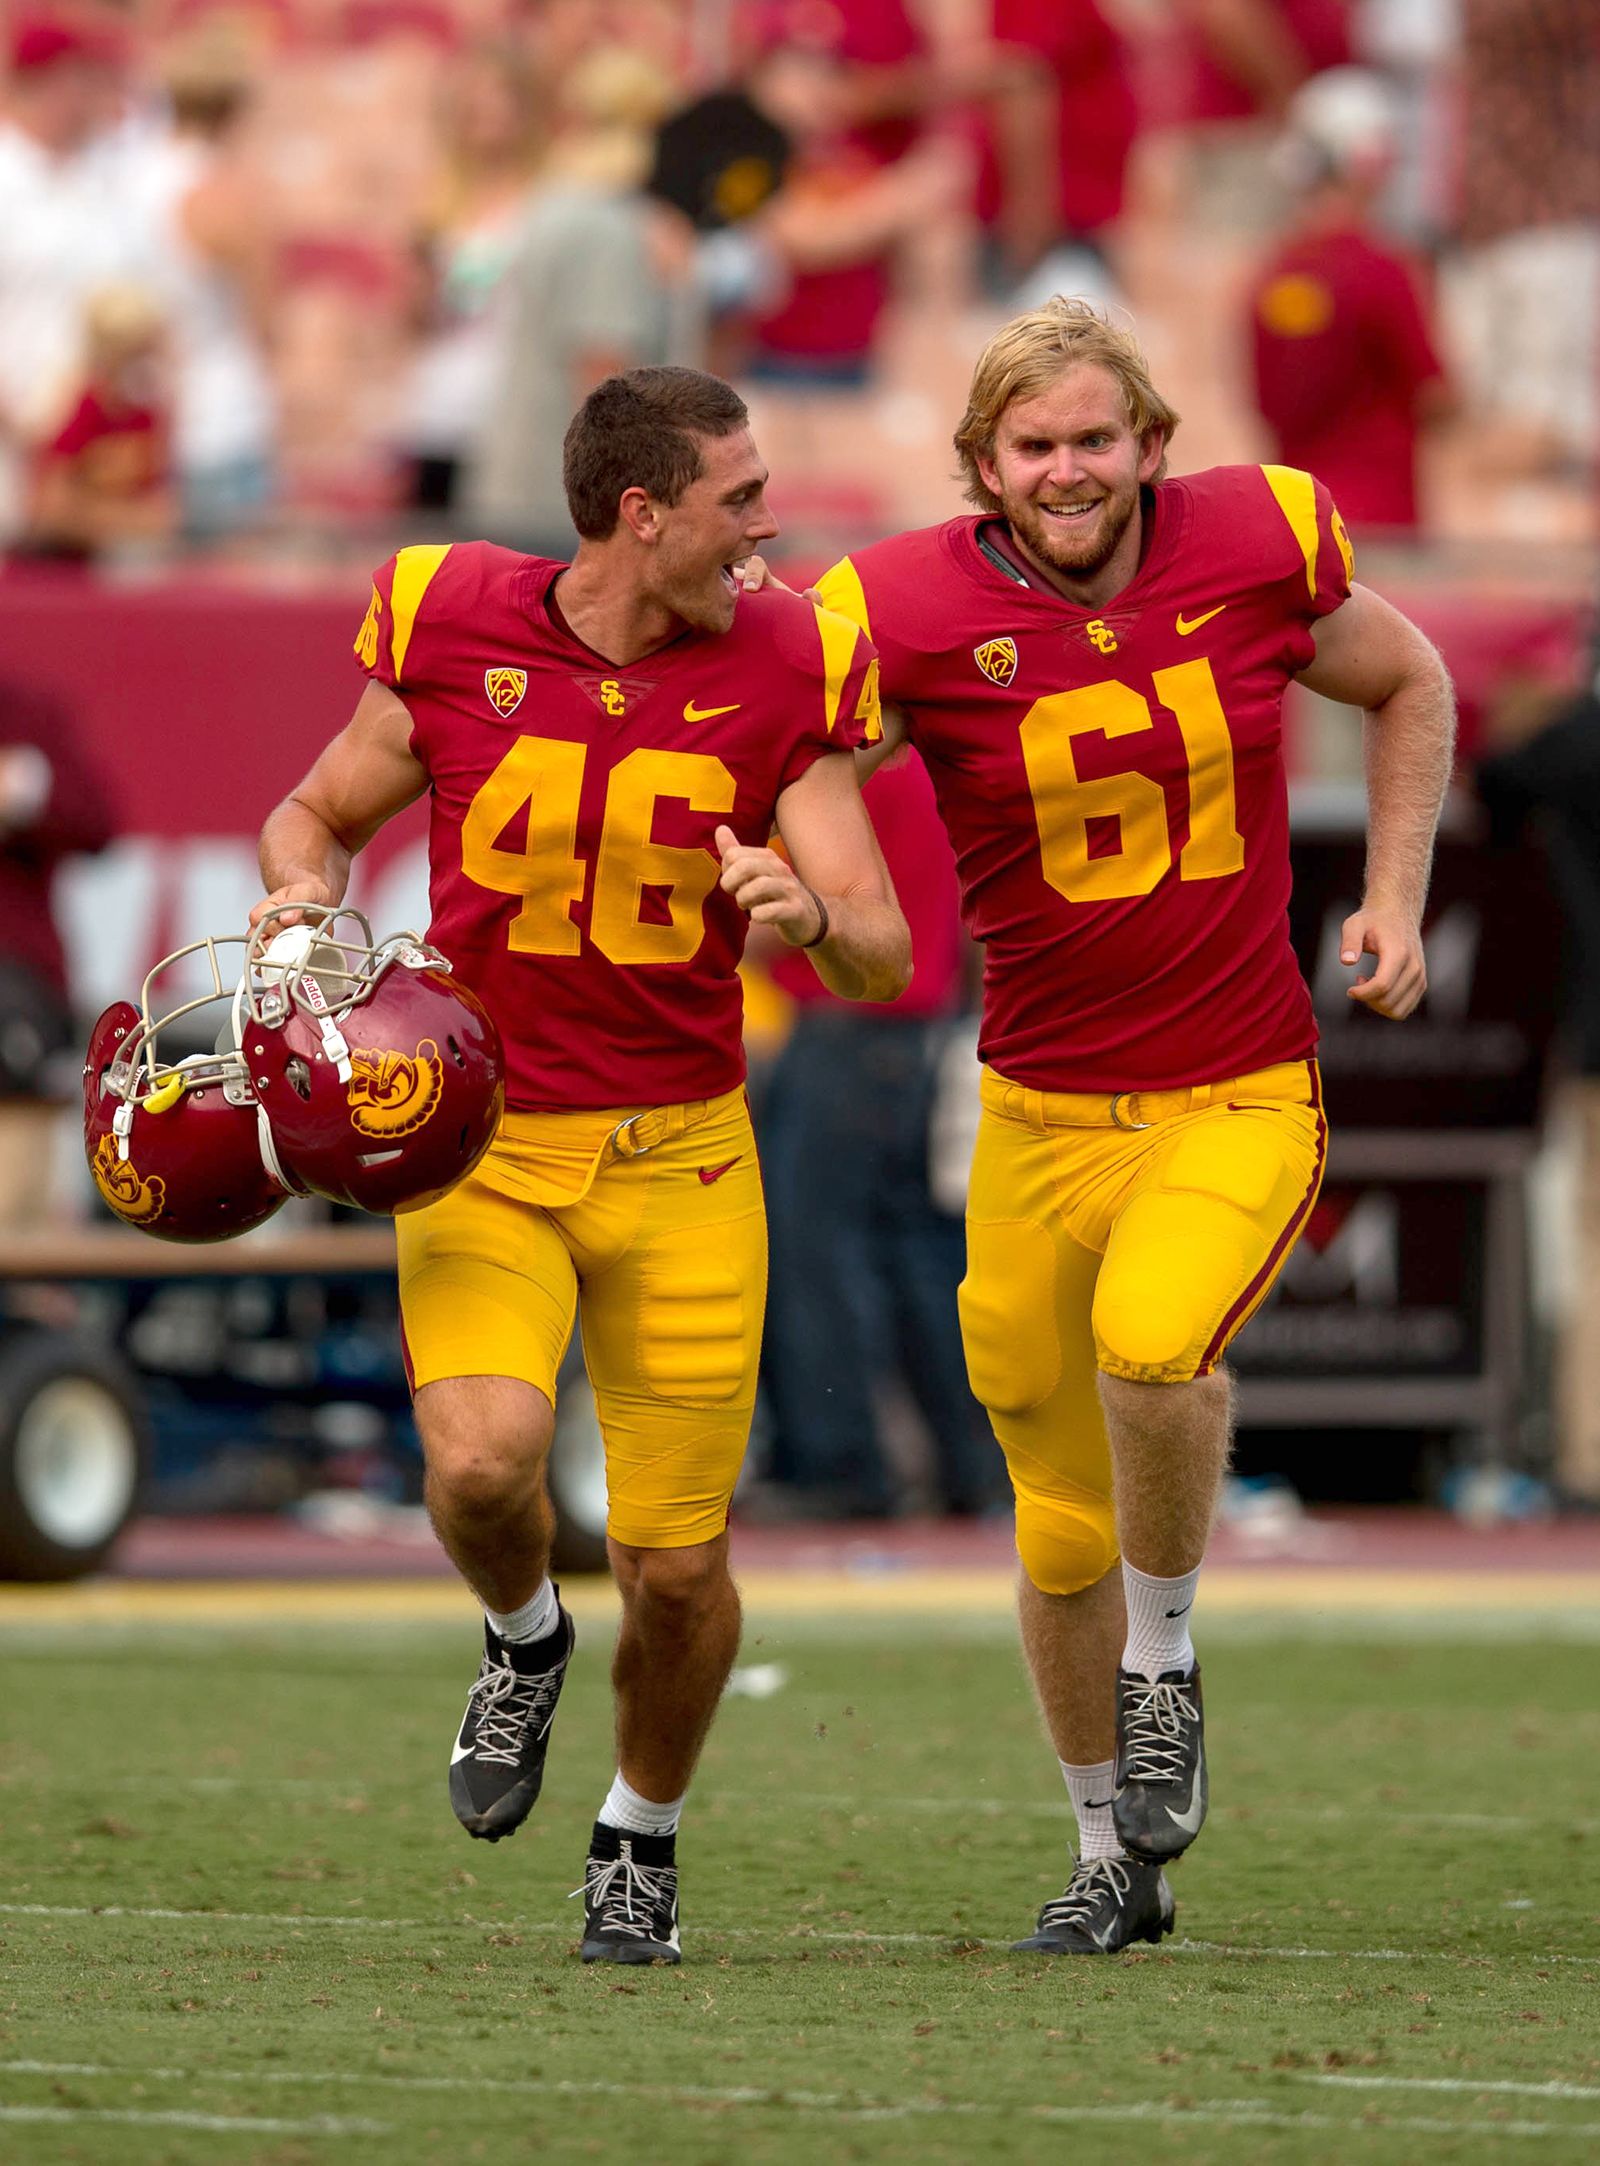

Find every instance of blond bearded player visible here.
[252,368,909,1965]
[810,300,1454,1953]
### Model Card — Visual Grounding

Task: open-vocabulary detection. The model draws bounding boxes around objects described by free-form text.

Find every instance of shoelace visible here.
[466,1656,563,1768]
[572,1852,677,1940]
[1038,1857,1131,1929]
[1119,1676,1201,1786]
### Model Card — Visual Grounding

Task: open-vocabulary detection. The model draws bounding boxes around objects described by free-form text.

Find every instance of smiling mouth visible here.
[1040,500,1102,523]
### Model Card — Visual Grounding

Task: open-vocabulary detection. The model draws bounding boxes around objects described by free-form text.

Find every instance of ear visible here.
[617,485,659,544]
[1137,427,1166,486]
[974,446,1003,503]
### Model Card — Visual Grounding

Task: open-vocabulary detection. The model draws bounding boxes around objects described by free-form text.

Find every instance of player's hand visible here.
[732,556,821,604]
[714,825,825,946]
[249,882,339,934]
[1340,904,1426,1020]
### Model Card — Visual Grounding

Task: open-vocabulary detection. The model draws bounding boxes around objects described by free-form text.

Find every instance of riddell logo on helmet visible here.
[347,1041,445,1137]
[90,1134,165,1224]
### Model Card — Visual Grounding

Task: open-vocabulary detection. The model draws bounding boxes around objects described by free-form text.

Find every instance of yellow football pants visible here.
[960,1060,1327,1595]
[396,1087,765,1550]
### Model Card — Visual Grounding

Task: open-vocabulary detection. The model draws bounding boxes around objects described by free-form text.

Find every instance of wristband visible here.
[799,887,830,949]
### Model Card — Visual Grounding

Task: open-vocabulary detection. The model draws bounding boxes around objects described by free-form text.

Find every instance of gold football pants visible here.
[960,1060,1327,1595]
[396,1087,765,1550]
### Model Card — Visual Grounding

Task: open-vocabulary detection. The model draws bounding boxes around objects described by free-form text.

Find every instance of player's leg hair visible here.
[1018,1562,1126,1765]
[1100,1368,1234,1577]
[608,1531,742,1803]
[415,1375,557,1614]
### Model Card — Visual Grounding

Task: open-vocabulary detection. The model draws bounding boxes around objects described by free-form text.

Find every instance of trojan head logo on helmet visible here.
[82,938,292,1244]
[244,905,504,1215]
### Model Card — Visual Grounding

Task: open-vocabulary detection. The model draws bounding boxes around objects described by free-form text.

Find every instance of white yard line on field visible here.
[3,1902,1597,1966]
[0,2104,388,2135]
[0,2063,1596,2142]
[1303,2075,1600,2102]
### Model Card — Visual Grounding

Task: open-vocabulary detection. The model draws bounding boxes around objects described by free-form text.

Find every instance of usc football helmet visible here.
[242,906,504,1215]
[83,936,291,1243]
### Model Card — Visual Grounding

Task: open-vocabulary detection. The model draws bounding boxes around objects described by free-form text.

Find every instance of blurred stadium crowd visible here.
[0,0,1595,561]
[1,0,1598,1535]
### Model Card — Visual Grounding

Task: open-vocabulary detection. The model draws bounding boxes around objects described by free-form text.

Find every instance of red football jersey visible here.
[355,541,881,1110]
[817,465,1353,1091]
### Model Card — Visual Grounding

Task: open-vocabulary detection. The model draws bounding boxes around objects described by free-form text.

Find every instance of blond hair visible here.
[954,297,1180,510]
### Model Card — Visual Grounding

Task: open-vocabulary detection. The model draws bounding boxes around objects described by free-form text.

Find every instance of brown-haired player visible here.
[811,297,1454,1952]
[253,366,909,1964]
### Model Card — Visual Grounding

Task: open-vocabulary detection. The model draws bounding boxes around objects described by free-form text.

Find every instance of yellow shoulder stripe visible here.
[1260,465,1320,602]
[389,543,452,682]
[812,602,861,737]
[814,557,872,641]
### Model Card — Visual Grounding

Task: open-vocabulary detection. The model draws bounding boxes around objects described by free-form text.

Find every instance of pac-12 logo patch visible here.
[484,667,527,716]
[974,637,1018,687]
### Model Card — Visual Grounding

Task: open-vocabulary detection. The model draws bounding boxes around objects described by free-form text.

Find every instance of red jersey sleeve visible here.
[1255,464,1356,624]
[353,543,458,693]
[763,591,883,795]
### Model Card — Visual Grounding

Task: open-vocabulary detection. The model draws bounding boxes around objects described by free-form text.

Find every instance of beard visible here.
[1003,475,1140,584]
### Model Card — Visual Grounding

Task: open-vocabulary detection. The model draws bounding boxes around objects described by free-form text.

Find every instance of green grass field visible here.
[2,1596,1598,2164]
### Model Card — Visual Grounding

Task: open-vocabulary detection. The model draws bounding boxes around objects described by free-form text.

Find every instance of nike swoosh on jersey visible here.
[1175,605,1227,635]
[683,700,741,721]
[698,1157,741,1185]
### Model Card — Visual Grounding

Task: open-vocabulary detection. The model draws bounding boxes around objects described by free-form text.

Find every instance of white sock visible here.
[485,1578,559,1647]
[599,1771,683,1839]
[1059,1757,1123,1863]
[1121,1559,1199,1681]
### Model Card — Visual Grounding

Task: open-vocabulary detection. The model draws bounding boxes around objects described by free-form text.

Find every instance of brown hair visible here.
[563,368,750,539]
[953,297,1181,510]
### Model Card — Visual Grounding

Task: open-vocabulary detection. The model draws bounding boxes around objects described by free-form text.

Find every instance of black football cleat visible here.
[1012,1854,1175,1954]
[578,1821,682,1965]
[1112,1662,1208,1864]
[448,1608,574,1841]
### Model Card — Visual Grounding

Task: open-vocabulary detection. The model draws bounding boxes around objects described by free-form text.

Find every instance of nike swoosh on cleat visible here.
[1175,605,1226,635]
[683,700,741,722]
[698,1157,741,1184]
[1166,1793,1206,1836]
[450,1739,474,1765]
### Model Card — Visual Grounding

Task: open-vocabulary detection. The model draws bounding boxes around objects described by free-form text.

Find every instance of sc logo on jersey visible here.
[599,680,627,716]
[974,637,1018,687]
[1086,619,1118,655]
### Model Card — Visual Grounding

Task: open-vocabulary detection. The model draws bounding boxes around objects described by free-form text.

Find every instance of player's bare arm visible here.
[1297,583,1455,1021]
[253,680,428,927]
[716,751,911,1003]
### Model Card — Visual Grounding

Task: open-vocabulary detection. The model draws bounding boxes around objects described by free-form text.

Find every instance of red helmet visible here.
[243,907,504,1215]
[82,937,292,1244]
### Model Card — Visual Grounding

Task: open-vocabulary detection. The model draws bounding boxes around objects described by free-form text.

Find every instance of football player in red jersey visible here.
[251,367,909,1964]
[808,298,1455,1954]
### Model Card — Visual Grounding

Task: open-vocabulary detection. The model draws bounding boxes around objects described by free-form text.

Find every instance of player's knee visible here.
[419,1389,553,1520]
[620,1539,731,1620]
[425,1441,532,1522]
[1015,1491,1119,1596]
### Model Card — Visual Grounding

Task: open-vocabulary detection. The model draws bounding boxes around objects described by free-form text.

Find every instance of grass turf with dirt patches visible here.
[1,1603,1597,2165]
